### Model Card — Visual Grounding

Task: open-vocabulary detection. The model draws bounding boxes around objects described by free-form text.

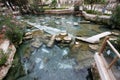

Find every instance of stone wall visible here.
[45,9,73,14]
[82,11,111,25]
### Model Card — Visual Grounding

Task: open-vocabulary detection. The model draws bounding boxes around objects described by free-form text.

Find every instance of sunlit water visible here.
[4,15,112,80]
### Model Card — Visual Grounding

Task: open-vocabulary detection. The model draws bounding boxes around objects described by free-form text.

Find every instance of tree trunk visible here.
[8,0,15,11]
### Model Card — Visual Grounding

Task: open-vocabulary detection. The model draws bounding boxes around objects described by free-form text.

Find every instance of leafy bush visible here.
[50,0,57,9]
[74,5,79,11]
[0,14,24,45]
[116,36,120,52]
[0,49,7,66]
[5,25,23,45]
[30,4,44,13]
[110,36,120,52]
[110,5,120,29]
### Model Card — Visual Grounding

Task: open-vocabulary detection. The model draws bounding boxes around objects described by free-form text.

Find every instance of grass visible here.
[0,49,7,66]
[85,10,111,16]
[85,10,102,15]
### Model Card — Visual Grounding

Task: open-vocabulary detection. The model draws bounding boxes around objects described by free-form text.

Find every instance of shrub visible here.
[0,14,24,45]
[50,0,57,9]
[0,49,7,66]
[30,4,44,13]
[110,36,120,52]
[5,26,23,45]
[110,5,120,29]
[116,36,120,52]
[74,5,79,11]
[85,10,101,15]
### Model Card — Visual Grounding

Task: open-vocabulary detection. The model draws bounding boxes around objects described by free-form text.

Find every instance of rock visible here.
[31,41,43,48]
[73,22,79,26]
[23,35,33,40]
[79,21,90,24]
[63,36,72,43]
[27,25,33,29]
[24,32,32,36]
[89,44,99,51]
[59,32,68,37]
[55,21,60,25]
[82,11,111,25]
[109,37,117,41]
[66,21,72,24]
[75,41,80,45]
[55,37,62,42]
[47,35,56,48]
[76,31,112,44]
[111,32,119,36]
[32,29,44,37]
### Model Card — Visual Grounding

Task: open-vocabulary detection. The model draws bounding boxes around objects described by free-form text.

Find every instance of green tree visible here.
[1,0,29,13]
[110,5,120,29]
[50,0,57,9]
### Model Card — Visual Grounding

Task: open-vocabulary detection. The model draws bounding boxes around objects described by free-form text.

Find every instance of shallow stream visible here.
[4,15,112,80]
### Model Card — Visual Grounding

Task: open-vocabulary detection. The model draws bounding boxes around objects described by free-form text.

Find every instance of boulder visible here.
[73,22,79,26]
[63,36,72,43]
[55,37,62,42]
[111,32,119,36]
[23,35,33,40]
[59,32,68,38]
[27,25,33,29]
[47,35,56,48]
[24,32,32,36]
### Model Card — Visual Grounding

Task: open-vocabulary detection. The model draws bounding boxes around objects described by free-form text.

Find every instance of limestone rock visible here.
[89,44,99,51]
[25,32,32,36]
[73,22,79,26]
[55,37,62,42]
[63,36,72,43]
[31,41,43,48]
[23,35,33,40]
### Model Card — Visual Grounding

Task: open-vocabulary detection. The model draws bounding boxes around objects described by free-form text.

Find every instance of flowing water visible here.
[4,15,112,80]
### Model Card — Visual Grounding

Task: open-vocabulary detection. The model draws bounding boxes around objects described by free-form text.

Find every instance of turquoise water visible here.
[4,15,111,80]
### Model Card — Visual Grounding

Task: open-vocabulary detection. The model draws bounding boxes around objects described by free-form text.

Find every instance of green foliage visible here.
[5,27,23,45]
[100,0,106,4]
[84,0,106,4]
[74,5,79,11]
[111,36,120,52]
[116,36,120,52]
[0,49,7,66]
[0,14,24,45]
[30,4,44,13]
[85,10,101,15]
[110,5,120,29]
[50,0,57,9]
